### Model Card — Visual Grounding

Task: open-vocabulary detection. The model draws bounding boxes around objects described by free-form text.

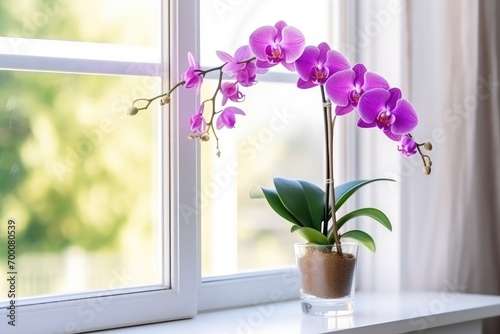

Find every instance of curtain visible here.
[402,1,500,333]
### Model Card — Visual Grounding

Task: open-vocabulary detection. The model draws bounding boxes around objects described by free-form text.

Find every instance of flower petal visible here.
[363,71,390,91]
[316,42,331,65]
[190,104,206,132]
[216,50,234,63]
[225,106,246,116]
[187,52,198,68]
[274,20,287,42]
[335,104,354,116]
[256,59,276,69]
[249,25,277,61]
[386,87,402,111]
[383,130,402,141]
[357,118,376,128]
[280,26,306,63]
[295,45,320,81]
[234,45,252,61]
[224,62,246,73]
[216,113,232,130]
[281,61,296,72]
[352,63,367,88]
[216,107,246,130]
[297,77,316,89]
[324,50,351,75]
[391,99,419,134]
[358,88,391,123]
[325,69,356,107]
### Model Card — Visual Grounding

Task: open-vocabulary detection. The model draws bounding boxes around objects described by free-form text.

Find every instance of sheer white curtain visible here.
[401,0,500,333]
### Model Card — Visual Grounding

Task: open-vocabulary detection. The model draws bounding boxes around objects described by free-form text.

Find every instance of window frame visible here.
[0,0,199,333]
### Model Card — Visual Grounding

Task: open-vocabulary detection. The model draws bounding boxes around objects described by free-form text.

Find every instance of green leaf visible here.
[274,177,316,229]
[335,178,395,212]
[340,230,376,252]
[336,207,392,231]
[297,179,326,232]
[249,185,265,199]
[260,186,302,226]
[293,226,329,245]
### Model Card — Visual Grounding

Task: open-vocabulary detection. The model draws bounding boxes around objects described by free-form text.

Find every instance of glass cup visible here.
[294,243,359,316]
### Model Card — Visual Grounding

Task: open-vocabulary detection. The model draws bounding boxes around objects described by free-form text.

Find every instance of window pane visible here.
[0,71,163,299]
[0,0,160,46]
[200,0,337,276]
[201,79,325,276]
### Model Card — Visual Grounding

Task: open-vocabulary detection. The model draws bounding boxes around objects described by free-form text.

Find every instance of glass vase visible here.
[294,243,359,316]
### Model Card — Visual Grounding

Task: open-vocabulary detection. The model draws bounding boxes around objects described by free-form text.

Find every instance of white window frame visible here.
[0,1,199,333]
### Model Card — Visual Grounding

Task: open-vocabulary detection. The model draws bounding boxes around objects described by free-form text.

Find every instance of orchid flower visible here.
[216,107,246,129]
[217,46,259,87]
[398,135,418,156]
[180,52,204,94]
[220,82,244,106]
[295,42,350,89]
[249,20,305,71]
[189,104,207,133]
[325,63,389,115]
[357,87,418,141]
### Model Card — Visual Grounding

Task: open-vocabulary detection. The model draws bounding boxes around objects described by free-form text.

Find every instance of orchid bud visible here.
[160,95,171,106]
[200,133,210,142]
[424,142,433,151]
[423,166,431,175]
[127,106,139,116]
[188,134,196,140]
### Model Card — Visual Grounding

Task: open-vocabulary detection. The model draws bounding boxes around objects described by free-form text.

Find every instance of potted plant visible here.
[128,20,432,316]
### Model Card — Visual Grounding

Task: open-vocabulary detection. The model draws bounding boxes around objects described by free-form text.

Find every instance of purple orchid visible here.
[189,104,207,133]
[181,52,204,94]
[398,135,418,156]
[357,87,418,141]
[295,42,350,89]
[325,63,389,115]
[216,107,246,130]
[217,46,259,87]
[249,20,305,71]
[220,82,244,106]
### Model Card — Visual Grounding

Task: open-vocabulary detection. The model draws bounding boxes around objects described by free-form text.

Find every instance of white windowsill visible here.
[95,291,500,334]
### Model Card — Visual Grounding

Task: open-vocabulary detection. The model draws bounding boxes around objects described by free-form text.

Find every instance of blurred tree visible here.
[0,1,159,258]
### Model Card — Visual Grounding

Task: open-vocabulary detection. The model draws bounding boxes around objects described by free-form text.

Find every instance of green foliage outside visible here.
[0,1,161,295]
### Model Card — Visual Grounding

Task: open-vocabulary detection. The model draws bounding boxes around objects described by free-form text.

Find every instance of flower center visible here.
[311,66,329,84]
[376,110,396,129]
[265,45,285,63]
[349,89,362,106]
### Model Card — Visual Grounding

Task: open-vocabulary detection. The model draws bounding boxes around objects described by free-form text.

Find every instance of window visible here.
[0,1,197,333]
[1,1,404,332]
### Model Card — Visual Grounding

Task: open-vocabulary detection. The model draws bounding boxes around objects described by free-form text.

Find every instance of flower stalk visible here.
[325,101,343,255]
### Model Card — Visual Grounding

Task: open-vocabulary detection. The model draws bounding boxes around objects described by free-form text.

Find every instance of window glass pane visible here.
[0,71,162,299]
[0,0,160,46]
[200,0,336,276]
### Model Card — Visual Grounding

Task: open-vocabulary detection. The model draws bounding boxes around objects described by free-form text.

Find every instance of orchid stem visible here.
[321,86,342,255]
[326,106,343,255]
[321,87,330,237]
